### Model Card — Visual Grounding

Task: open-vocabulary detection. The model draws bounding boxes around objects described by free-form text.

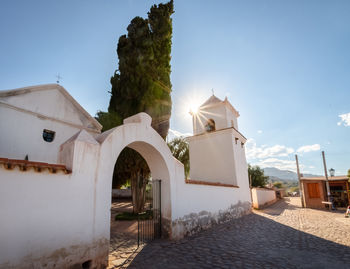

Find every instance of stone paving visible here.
[108,233,142,269]
[108,200,140,269]
[127,198,350,268]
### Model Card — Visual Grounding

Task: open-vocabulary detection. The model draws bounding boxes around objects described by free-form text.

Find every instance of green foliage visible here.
[120,181,131,189]
[108,0,174,139]
[347,169,350,178]
[269,177,299,194]
[95,111,122,132]
[248,164,269,188]
[168,137,189,178]
[112,148,150,190]
[273,182,283,189]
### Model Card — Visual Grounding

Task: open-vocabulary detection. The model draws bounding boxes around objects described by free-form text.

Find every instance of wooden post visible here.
[322,151,332,210]
[295,154,305,208]
[346,180,350,206]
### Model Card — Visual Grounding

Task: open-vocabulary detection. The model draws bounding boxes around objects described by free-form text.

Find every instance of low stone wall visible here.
[112,189,131,199]
[251,188,277,209]
[171,201,251,238]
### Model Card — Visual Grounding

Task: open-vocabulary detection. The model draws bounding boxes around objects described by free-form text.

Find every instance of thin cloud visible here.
[297,144,321,153]
[245,139,294,159]
[338,113,350,126]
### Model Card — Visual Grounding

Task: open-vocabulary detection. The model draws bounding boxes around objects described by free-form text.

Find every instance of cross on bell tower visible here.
[56,74,62,84]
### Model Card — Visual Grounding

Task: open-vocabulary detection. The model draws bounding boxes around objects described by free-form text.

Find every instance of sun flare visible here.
[189,102,200,114]
[179,90,207,119]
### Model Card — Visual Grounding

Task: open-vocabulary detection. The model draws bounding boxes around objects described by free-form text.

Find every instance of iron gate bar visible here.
[137,179,161,247]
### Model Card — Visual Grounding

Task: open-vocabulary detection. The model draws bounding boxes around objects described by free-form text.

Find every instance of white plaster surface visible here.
[188,129,238,185]
[0,84,101,163]
[0,89,252,267]
[193,98,239,136]
[251,188,277,209]
[176,95,251,238]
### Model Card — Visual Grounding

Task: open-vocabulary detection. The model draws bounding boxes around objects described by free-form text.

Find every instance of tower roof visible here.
[199,94,240,117]
[200,94,223,107]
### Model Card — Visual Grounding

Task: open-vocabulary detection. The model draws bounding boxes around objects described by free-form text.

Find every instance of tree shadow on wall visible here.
[128,213,350,269]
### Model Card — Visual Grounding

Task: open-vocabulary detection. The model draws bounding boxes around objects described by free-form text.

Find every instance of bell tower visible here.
[187,94,249,188]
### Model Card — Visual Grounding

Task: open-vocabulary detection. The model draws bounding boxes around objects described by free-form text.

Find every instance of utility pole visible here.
[295,154,305,208]
[322,151,331,204]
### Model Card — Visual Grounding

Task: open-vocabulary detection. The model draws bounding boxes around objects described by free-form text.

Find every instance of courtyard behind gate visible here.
[123,197,350,268]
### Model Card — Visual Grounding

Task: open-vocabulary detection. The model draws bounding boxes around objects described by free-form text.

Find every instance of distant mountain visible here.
[263,167,320,181]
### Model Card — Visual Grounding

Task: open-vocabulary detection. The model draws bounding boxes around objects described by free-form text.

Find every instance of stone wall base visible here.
[171,201,252,239]
[0,238,109,269]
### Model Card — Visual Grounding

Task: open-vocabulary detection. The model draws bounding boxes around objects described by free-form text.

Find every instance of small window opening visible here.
[43,129,55,142]
[205,119,216,132]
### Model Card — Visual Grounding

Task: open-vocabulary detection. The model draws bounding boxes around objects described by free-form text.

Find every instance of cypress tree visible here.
[97,1,174,213]
[109,0,174,138]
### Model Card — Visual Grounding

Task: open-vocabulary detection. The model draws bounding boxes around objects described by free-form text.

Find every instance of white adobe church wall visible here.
[175,94,251,238]
[0,112,183,268]
[171,175,251,239]
[0,84,101,163]
[0,130,106,268]
[188,95,248,187]
[188,129,238,185]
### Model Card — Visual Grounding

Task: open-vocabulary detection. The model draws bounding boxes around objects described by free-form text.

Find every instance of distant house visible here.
[0,84,102,163]
[301,176,350,209]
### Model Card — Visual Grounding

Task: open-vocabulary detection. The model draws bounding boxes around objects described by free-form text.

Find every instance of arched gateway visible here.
[94,112,177,242]
[66,112,183,268]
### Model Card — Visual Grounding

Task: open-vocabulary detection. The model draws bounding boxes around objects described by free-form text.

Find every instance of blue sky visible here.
[1,0,349,175]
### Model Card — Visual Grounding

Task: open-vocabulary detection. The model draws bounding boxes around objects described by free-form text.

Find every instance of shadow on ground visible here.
[128,212,350,269]
[260,198,298,216]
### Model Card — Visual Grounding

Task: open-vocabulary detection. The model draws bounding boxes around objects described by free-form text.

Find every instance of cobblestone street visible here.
[108,200,139,268]
[127,198,350,268]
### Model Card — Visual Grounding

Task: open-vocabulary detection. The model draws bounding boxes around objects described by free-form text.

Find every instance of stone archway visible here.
[93,113,179,251]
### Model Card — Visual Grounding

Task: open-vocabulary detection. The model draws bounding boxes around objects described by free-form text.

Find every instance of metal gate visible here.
[138,179,161,246]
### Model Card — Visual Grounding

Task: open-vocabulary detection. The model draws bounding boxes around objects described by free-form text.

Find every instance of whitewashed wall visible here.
[0,84,100,163]
[188,128,247,187]
[188,129,237,185]
[251,188,277,209]
[172,157,251,239]
[0,112,252,268]
[0,132,105,268]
